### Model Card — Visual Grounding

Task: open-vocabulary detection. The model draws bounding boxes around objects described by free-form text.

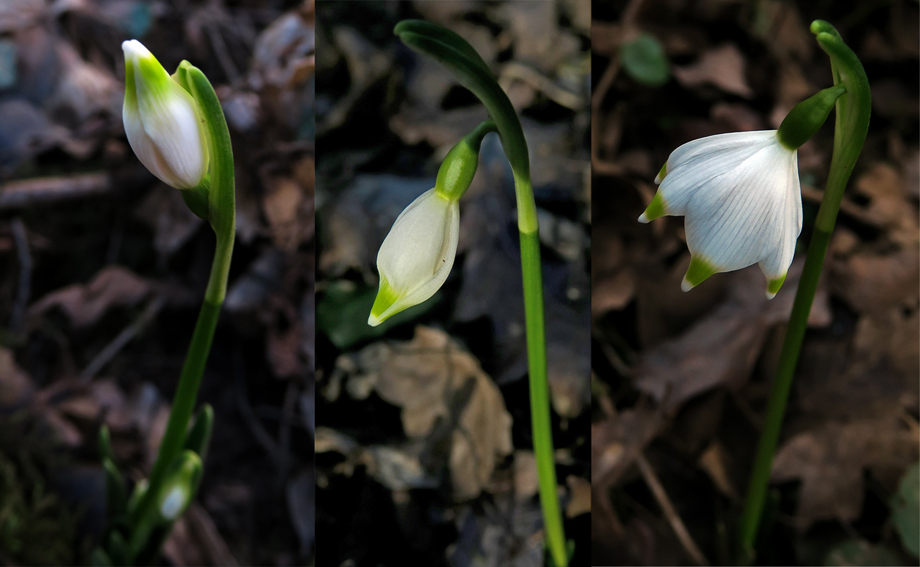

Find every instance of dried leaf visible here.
[772,416,920,527]
[634,261,811,410]
[336,326,513,500]
[673,44,753,98]
[29,266,152,328]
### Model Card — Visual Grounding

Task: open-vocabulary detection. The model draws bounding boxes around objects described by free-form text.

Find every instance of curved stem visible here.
[737,20,870,563]
[396,20,567,566]
[129,62,235,558]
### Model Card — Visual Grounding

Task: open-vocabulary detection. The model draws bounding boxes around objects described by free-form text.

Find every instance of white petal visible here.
[136,82,207,188]
[758,150,802,279]
[684,136,799,272]
[123,40,208,189]
[658,131,776,215]
[372,189,459,323]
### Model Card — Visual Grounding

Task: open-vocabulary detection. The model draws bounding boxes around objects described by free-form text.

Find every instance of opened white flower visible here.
[122,40,209,189]
[369,188,459,326]
[639,130,802,298]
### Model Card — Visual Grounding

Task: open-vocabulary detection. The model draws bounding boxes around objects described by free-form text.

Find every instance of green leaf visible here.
[619,33,669,87]
[98,425,115,464]
[102,458,127,520]
[106,530,130,566]
[183,404,214,462]
[890,462,919,558]
[91,547,113,567]
[823,539,902,566]
[317,282,438,350]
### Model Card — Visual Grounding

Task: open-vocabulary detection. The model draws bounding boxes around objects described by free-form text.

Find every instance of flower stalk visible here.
[391,20,568,566]
[98,42,235,565]
[736,20,870,563]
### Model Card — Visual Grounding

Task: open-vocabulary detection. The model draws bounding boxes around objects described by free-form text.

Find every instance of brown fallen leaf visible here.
[633,260,830,410]
[334,326,513,500]
[261,170,312,252]
[314,427,437,491]
[830,246,919,315]
[513,450,539,501]
[673,44,754,98]
[771,416,920,527]
[566,475,591,517]
[133,184,204,261]
[29,266,152,328]
[592,405,664,487]
[0,346,32,407]
[697,441,739,501]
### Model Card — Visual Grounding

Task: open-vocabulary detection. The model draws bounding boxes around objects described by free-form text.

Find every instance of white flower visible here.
[122,40,209,189]
[639,130,802,298]
[369,188,459,326]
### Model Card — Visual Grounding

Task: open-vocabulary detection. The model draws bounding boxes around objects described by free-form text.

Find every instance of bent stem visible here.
[737,20,870,563]
[395,20,567,566]
[129,61,235,559]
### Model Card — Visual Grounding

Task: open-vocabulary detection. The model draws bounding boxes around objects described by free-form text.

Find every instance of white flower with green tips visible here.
[368,188,460,326]
[368,125,488,327]
[640,130,802,298]
[122,39,209,189]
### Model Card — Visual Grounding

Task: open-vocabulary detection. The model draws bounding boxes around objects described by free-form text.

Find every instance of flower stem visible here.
[128,61,235,560]
[737,20,870,563]
[395,20,567,566]
[521,228,567,567]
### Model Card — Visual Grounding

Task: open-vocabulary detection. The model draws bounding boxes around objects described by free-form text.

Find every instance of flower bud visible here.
[369,188,459,326]
[777,84,847,150]
[156,450,202,522]
[122,40,209,189]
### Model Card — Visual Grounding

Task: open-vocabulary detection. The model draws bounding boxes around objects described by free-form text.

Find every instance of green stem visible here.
[395,20,566,566]
[128,61,235,559]
[522,229,566,567]
[737,20,870,563]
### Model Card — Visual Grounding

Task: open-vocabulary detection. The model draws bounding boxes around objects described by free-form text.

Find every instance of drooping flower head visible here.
[640,130,801,298]
[368,121,492,327]
[368,188,460,326]
[122,40,209,189]
[639,85,847,298]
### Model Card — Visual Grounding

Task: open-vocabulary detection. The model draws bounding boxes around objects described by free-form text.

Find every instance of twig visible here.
[0,173,109,210]
[80,295,166,382]
[234,348,281,466]
[10,218,31,335]
[500,62,585,110]
[206,22,241,84]
[276,379,298,480]
[636,452,709,566]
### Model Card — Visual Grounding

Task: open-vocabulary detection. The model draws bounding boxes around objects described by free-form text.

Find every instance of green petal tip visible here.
[765,274,787,299]
[638,192,667,223]
[682,256,718,291]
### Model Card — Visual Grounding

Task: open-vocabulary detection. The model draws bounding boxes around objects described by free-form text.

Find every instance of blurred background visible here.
[0,0,314,564]
[314,1,590,565]
[591,0,918,565]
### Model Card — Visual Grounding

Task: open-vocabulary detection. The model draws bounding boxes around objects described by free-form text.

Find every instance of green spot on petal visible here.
[766,273,787,299]
[368,277,401,326]
[655,161,668,183]
[641,192,667,222]
[683,256,718,289]
[135,51,172,96]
